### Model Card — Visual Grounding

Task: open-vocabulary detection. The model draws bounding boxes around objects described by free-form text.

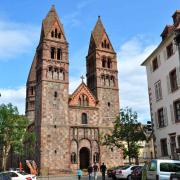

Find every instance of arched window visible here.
[71,152,77,164]
[107,58,111,68]
[102,57,106,68]
[93,152,99,163]
[55,28,58,38]
[54,91,58,98]
[59,69,65,80]
[58,33,61,39]
[78,95,89,106]
[51,47,55,59]
[101,42,104,48]
[57,48,62,60]
[51,31,54,37]
[82,113,87,124]
[107,43,110,49]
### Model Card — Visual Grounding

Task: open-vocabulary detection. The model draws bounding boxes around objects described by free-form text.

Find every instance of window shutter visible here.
[166,75,171,94]
[163,49,167,61]
[157,54,161,67]
[176,66,180,88]
[173,41,177,54]
[163,107,168,126]
[170,104,175,124]
[155,112,159,129]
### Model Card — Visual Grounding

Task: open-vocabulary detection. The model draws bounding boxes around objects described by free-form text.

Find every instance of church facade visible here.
[26,6,123,175]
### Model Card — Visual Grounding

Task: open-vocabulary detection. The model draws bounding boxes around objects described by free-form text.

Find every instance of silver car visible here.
[147,159,180,180]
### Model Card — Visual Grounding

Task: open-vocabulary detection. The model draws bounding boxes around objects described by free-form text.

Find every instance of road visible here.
[38,175,112,180]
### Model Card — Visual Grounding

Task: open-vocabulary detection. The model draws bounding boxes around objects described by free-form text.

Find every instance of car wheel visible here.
[127,175,131,180]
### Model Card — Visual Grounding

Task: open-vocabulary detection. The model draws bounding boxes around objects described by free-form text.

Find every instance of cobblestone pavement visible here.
[38,175,112,180]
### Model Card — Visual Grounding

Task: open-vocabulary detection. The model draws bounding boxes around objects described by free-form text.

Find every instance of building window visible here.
[152,57,158,71]
[108,102,111,107]
[51,31,54,37]
[102,57,106,68]
[93,152,99,163]
[82,113,87,124]
[57,48,62,60]
[107,58,111,68]
[170,69,178,92]
[58,33,61,39]
[177,136,180,148]
[166,43,173,58]
[154,80,162,101]
[160,138,168,156]
[157,108,165,128]
[51,47,55,59]
[54,91,58,98]
[55,28,58,38]
[78,95,89,106]
[174,99,180,122]
[71,152,77,164]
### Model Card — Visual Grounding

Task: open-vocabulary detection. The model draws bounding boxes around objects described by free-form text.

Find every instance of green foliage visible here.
[103,107,146,164]
[0,103,32,170]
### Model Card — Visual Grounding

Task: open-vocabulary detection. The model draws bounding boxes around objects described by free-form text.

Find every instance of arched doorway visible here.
[79,147,90,169]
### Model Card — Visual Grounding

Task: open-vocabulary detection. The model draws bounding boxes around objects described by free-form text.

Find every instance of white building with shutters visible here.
[142,10,180,159]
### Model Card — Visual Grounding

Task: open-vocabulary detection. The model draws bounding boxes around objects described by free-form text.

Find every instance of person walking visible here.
[93,163,99,180]
[77,168,82,180]
[100,162,107,180]
[88,164,93,180]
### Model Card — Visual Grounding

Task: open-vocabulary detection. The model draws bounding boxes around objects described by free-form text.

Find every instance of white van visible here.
[147,159,180,180]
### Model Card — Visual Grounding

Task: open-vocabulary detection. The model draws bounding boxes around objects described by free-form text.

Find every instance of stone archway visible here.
[79,147,90,169]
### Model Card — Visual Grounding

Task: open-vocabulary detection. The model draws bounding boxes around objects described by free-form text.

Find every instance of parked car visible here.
[170,172,180,180]
[113,165,141,180]
[147,159,180,180]
[0,172,11,180]
[1,171,36,180]
[131,166,143,180]
[107,166,124,177]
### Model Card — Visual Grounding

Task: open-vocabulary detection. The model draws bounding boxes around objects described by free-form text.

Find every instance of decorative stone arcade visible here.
[70,126,100,170]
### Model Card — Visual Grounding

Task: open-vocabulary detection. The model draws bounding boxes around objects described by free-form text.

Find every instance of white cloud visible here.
[118,36,157,123]
[0,19,39,60]
[0,86,26,114]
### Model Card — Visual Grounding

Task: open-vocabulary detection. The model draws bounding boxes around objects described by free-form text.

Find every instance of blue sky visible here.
[0,0,179,122]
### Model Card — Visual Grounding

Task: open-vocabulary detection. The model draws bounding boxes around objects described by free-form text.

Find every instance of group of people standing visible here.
[77,163,107,180]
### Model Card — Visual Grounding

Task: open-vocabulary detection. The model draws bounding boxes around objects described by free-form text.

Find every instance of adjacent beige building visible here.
[142,11,180,159]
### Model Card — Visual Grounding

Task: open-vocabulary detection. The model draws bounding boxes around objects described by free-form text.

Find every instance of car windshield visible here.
[121,165,130,170]
[18,171,28,175]
[160,163,180,172]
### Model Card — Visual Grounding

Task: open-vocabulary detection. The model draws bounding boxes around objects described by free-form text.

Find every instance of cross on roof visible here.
[80,75,85,83]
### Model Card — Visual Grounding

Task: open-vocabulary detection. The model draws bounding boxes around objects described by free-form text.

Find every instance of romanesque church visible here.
[26,5,123,175]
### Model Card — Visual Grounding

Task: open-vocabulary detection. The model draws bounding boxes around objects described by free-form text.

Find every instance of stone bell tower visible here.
[34,5,69,174]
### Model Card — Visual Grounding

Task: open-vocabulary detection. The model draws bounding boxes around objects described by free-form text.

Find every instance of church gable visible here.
[69,83,97,107]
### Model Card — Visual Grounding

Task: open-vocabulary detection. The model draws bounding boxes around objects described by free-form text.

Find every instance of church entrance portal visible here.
[80,147,90,169]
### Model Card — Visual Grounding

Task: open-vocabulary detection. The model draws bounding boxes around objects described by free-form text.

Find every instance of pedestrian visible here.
[88,164,93,180]
[100,162,107,180]
[77,168,82,180]
[93,163,99,180]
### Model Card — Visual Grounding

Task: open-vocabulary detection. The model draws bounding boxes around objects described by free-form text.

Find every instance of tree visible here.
[103,107,146,164]
[0,103,30,170]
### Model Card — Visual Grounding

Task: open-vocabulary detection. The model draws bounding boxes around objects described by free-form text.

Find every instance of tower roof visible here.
[40,5,66,40]
[92,16,105,46]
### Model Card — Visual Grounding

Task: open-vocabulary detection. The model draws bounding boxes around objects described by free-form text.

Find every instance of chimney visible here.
[172,10,180,26]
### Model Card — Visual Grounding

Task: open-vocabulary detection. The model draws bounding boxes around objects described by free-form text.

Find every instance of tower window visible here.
[108,102,111,107]
[54,91,58,98]
[51,47,55,59]
[101,42,104,48]
[55,28,58,38]
[107,44,110,49]
[57,48,62,60]
[51,31,54,37]
[82,113,88,124]
[58,33,61,39]
[79,95,89,106]
[107,58,111,68]
[102,57,106,68]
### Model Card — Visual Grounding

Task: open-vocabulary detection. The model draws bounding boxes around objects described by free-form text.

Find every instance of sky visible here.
[0,0,179,123]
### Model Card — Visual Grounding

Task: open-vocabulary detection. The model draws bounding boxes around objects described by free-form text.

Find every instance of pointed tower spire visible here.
[40,5,66,41]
